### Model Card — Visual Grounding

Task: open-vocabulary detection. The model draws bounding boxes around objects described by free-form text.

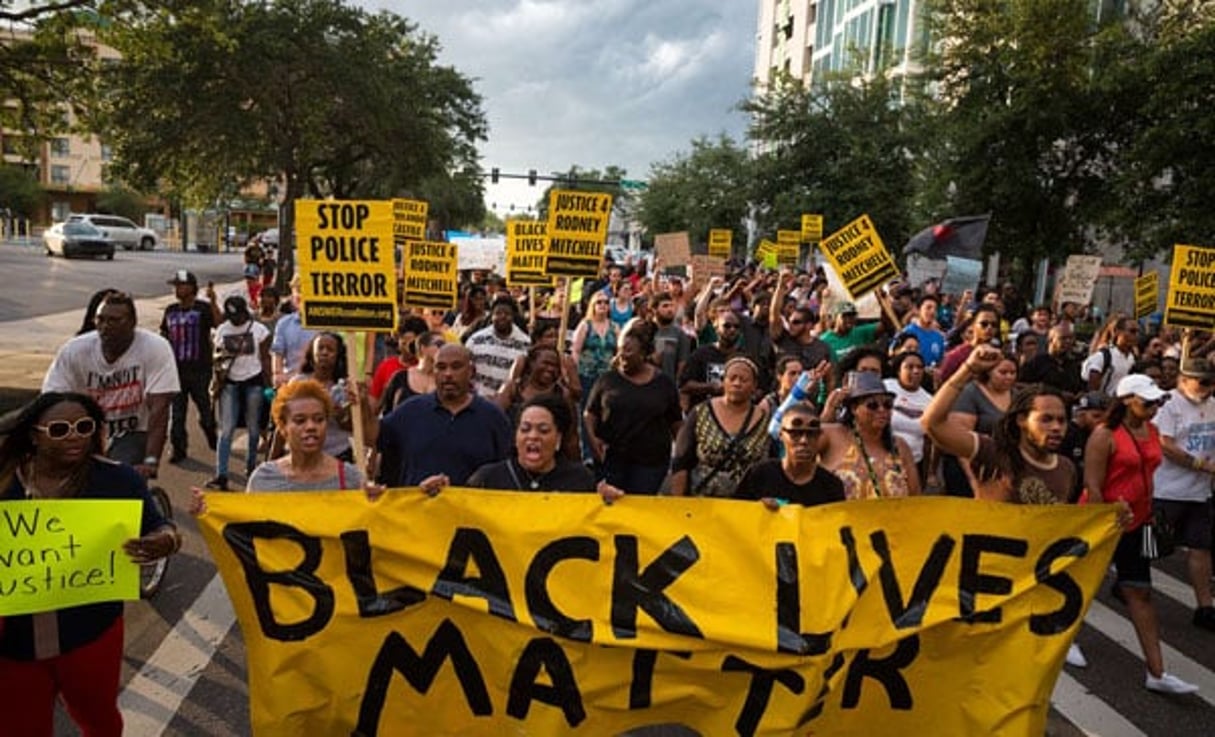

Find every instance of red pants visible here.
[0,617,124,737]
[246,278,263,310]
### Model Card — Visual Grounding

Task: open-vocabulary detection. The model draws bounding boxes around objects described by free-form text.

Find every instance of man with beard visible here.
[465,296,531,398]
[372,344,511,486]
[43,292,179,477]
[1020,323,1085,403]
[679,310,743,409]
[650,292,691,382]
[769,270,833,375]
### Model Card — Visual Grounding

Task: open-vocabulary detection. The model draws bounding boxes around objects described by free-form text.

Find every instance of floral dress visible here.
[832,432,910,500]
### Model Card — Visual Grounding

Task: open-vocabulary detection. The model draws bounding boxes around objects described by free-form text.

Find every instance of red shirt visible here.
[370,356,414,399]
[1101,424,1161,530]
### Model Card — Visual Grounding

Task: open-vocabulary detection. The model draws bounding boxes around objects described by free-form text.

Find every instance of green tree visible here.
[90,0,486,282]
[534,165,632,223]
[0,165,45,217]
[743,72,924,256]
[636,134,750,250]
[95,185,145,222]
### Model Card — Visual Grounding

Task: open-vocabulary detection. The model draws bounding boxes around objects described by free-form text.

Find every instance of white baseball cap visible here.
[1115,374,1167,402]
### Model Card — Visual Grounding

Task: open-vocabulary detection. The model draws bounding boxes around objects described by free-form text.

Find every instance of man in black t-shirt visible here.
[679,311,742,408]
[1057,392,1109,502]
[735,405,844,507]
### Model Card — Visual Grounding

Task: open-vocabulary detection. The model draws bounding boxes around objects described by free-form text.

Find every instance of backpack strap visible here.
[337,461,346,490]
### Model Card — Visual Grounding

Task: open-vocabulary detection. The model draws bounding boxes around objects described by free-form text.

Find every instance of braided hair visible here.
[990,383,1065,484]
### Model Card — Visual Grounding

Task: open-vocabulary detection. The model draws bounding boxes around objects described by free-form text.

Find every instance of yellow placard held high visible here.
[801,213,823,243]
[295,199,397,331]
[1165,244,1215,328]
[198,493,1119,737]
[545,190,612,278]
[0,500,142,616]
[392,198,429,245]
[708,229,732,258]
[506,220,554,287]
[776,229,800,247]
[818,213,900,299]
[402,241,459,310]
[756,238,779,269]
[1134,271,1159,320]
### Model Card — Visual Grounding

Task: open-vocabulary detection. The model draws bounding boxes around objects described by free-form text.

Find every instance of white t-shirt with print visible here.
[215,320,271,382]
[885,378,933,462]
[43,328,180,439]
[1152,392,1215,502]
[466,324,531,398]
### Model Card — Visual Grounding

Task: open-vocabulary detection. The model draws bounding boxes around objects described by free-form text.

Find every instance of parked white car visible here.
[43,221,115,259]
[66,213,158,250]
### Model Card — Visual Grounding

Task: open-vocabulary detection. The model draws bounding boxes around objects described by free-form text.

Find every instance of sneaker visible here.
[204,475,229,491]
[1145,672,1199,695]
[1065,643,1088,668]
[1194,606,1215,633]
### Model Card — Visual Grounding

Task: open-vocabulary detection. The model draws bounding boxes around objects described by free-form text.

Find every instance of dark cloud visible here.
[363,1,754,209]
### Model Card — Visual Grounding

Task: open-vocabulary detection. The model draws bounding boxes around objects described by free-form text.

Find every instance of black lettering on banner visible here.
[628,649,693,709]
[222,521,334,642]
[841,635,920,711]
[611,535,704,640]
[431,527,516,622]
[524,536,599,642]
[1030,537,1089,635]
[839,526,868,595]
[354,620,492,735]
[506,637,586,727]
[339,530,427,617]
[798,653,847,725]
[721,655,806,737]
[872,530,955,629]
[958,534,1028,624]
[774,542,832,655]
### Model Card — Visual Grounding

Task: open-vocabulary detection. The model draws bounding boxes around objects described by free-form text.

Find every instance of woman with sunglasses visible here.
[1083,374,1197,694]
[0,392,179,736]
[378,330,444,418]
[817,372,920,499]
[735,404,845,508]
[572,292,618,461]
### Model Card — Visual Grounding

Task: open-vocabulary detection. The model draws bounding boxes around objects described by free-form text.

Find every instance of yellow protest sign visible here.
[392,198,429,245]
[505,220,553,287]
[0,500,141,616]
[708,229,732,258]
[756,238,778,269]
[199,492,1118,737]
[1165,244,1215,328]
[1134,271,1159,320]
[818,213,900,299]
[295,199,397,331]
[545,190,612,278]
[402,241,459,310]
[776,229,800,247]
[801,213,823,243]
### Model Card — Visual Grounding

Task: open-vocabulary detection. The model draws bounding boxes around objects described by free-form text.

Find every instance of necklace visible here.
[509,459,553,490]
[16,461,79,500]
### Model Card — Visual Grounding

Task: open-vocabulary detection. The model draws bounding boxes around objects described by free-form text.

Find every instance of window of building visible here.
[52,201,71,222]
[50,165,70,185]
[808,2,817,24]
[50,138,70,157]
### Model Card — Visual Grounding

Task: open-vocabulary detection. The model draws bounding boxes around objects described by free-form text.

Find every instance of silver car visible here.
[66,213,157,250]
[43,221,115,259]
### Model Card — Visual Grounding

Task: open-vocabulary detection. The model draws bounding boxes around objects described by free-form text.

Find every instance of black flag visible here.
[904,215,991,261]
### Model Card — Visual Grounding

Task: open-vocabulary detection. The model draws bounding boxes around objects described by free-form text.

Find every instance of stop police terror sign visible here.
[296,199,397,331]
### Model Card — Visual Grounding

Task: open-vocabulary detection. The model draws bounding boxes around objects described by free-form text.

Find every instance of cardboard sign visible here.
[708,229,732,259]
[1134,271,1159,320]
[296,199,397,331]
[545,190,612,277]
[1056,255,1103,307]
[451,236,506,273]
[817,214,900,299]
[1165,244,1215,328]
[392,198,429,245]
[0,500,141,616]
[506,221,553,286]
[942,256,983,298]
[906,253,948,288]
[689,254,727,294]
[655,231,692,265]
[801,213,823,243]
[200,492,1118,737]
[402,241,459,310]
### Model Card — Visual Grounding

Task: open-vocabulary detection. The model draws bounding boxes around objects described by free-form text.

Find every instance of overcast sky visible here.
[360,0,756,215]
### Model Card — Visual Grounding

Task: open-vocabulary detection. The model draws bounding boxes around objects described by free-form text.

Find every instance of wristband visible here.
[143,455,159,466]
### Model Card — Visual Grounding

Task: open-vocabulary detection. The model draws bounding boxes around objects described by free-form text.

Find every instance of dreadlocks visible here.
[991,383,1066,483]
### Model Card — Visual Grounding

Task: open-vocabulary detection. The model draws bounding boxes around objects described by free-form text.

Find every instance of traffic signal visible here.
[490,167,499,184]
[528,169,537,186]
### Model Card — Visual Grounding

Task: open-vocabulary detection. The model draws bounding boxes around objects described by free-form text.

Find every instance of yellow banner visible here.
[199,492,1119,737]
[296,199,397,331]
[1165,244,1215,328]
[545,190,612,278]
[708,229,732,259]
[505,220,553,287]
[802,214,823,243]
[392,198,429,245]
[818,214,900,299]
[776,229,800,247]
[756,238,778,269]
[0,500,141,616]
[402,241,459,310]
[1134,271,1159,320]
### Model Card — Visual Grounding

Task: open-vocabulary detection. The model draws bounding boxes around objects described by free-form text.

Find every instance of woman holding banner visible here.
[0,392,179,736]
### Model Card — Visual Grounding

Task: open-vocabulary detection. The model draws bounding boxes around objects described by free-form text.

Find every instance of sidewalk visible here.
[0,282,245,413]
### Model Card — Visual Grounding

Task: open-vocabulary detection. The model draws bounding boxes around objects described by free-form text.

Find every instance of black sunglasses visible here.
[35,417,98,440]
[863,398,894,411]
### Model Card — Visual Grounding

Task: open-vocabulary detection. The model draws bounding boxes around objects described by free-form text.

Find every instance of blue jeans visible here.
[217,379,264,478]
[602,455,669,496]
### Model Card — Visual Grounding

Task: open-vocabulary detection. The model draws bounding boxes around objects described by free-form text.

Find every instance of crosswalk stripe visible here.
[1084,598,1215,707]
[1052,671,1148,737]
[1149,562,1198,610]
[118,574,237,736]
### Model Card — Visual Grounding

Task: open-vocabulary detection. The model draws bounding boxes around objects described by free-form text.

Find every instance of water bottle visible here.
[768,371,816,440]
